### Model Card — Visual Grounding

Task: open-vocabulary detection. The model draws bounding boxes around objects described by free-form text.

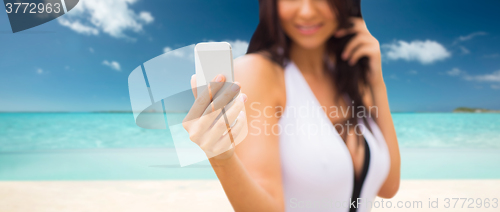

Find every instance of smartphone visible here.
[194,42,234,98]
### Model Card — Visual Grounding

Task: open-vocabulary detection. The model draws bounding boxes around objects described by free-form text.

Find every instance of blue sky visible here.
[0,0,499,112]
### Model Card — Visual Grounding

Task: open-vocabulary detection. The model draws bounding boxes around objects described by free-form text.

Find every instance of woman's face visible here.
[278,0,338,50]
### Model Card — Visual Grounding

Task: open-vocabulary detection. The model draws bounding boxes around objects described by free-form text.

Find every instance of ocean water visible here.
[392,113,500,149]
[0,113,174,151]
[1,113,500,151]
[0,113,499,180]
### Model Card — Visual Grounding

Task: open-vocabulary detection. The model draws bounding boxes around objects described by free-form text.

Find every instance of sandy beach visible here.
[1,179,499,212]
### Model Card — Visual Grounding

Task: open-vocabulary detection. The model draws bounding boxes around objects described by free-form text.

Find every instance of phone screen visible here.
[195,43,234,98]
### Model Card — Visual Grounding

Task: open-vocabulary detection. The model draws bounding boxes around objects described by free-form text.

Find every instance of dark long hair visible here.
[247,0,371,135]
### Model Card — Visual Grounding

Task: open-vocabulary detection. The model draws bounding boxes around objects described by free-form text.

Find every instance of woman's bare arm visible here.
[365,80,401,199]
[209,54,286,212]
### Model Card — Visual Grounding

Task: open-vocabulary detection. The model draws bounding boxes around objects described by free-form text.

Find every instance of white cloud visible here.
[58,19,99,35]
[447,68,466,76]
[103,60,121,71]
[36,68,44,74]
[226,40,249,58]
[459,46,470,54]
[89,47,94,53]
[163,47,172,53]
[448,68,500,90]
[382,40,451,64]
[453,32,487,45]
[464,70,500,83]
[58,0,154,40]
[138,12,154,24]
[162,46,190,58]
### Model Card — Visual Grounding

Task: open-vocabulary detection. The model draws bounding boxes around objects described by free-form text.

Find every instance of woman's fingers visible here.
[185,74,226,122]
[190,81,241,134]
[349,45,372,66]
[212,94,246,136]
[210,110,247,157]
[184,73,248,159]
[201,82,241,116]
[342,34,365,61]
[199,94,247,152]
[218,110,248,147]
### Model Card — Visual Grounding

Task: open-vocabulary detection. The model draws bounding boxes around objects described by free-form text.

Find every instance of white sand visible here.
[0,180,499,212]
[371,180,500,212]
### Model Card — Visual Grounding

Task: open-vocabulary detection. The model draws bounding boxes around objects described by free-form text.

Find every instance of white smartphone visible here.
[194,42,234,98]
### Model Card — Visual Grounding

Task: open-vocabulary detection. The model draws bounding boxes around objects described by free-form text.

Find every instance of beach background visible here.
[1,113,499,211]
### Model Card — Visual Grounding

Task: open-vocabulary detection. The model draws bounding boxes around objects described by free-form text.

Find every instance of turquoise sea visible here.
[1,113,499,180]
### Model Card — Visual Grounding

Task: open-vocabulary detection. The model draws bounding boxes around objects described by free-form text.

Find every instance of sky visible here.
[0,0,499,112]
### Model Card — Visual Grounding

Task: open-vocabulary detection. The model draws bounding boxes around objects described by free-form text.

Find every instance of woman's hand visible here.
[182,74,248,161]
[334,17,384,87]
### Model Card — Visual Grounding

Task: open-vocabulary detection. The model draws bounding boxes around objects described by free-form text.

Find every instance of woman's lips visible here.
[295,23,323,35]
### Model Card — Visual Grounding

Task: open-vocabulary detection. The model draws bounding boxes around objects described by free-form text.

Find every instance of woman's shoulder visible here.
[234,53,283,76]
[234,53,286,104]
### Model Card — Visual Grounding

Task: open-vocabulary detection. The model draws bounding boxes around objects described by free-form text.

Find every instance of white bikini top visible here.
[278,62,390,212]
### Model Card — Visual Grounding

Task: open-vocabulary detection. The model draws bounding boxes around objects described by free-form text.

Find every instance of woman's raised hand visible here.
[182,74,248,161]
[335,17,384,87]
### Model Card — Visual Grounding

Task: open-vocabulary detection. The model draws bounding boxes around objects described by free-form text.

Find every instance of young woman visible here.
[183,0,401,211]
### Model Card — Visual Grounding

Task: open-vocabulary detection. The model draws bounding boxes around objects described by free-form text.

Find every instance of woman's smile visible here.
[295,23,324,35]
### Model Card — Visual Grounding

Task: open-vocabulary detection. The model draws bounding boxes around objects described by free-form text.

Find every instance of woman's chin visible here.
[295,40,327,50]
